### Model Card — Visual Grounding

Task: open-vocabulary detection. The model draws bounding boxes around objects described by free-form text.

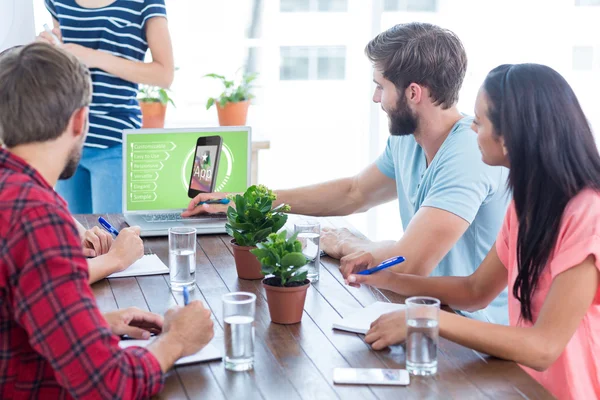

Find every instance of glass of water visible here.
[168,227,196,291]
[405,296,440,376]
[294,220,320,282]
[223,292,256,371]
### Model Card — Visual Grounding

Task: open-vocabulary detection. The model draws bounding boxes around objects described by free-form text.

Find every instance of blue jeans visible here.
[56,145,123,214]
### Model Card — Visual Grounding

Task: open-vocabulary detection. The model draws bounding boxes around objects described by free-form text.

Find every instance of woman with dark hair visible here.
[344,63,600,399]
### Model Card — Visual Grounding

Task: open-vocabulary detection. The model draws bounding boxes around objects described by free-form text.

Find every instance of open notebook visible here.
[119,339,222,365]
[332,302,406,334]
[109,254,169,278]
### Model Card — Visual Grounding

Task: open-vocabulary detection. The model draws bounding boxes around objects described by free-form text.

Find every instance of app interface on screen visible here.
[190,145,218,192]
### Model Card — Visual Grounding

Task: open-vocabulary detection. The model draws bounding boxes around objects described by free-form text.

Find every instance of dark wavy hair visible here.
[483,64,600,321]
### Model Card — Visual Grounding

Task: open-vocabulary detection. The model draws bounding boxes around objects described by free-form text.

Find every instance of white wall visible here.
[0,0,35,52]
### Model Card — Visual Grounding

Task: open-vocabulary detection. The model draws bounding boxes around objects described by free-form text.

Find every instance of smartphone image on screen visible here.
[188,135,222,198]
[332,368,410,386]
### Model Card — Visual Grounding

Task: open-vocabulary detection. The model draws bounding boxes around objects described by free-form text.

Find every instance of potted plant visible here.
[205,71,258,126]
[251,231,310,324]
[226,185,290,279]
[138,85,175,128]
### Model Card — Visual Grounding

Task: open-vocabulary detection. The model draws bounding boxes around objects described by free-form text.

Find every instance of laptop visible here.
[122,126,251,237]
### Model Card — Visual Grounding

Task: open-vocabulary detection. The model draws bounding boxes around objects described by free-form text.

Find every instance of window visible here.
[384,0,437,12]
[575,0,600,5]
[317,0,347,11]
[280,0,347,12]
[281,0,309,12]
[573,46,594,70]
[245,0,263,39]
[317,47,345,79]
[280,46,346,80]
[280,47,310,80]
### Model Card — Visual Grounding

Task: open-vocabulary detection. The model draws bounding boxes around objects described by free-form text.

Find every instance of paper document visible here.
[119,339,222,365]
[109,254,169,278]
[332,302,406,334]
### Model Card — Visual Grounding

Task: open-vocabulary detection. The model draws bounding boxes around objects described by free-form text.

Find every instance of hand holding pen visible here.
[40,24,62,45]
[97,220,144,274]
[341,252,406,288]
[182,195,230,218]
[98,217,120,237]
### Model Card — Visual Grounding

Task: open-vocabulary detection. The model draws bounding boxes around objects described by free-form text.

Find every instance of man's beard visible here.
[388,93,418,136]
[59,146,82,180]
[60,117,87,180]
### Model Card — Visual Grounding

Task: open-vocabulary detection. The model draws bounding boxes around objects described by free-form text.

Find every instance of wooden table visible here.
[78,214,554,400]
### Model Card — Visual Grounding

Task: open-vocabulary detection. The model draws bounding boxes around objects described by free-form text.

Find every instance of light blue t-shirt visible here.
[376,117,509,324]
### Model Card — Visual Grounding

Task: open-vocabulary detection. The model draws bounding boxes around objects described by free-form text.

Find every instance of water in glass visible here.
[169,249,195,291]
[406,317,438,375]
[224,315,255,371]
[297,232,320,282]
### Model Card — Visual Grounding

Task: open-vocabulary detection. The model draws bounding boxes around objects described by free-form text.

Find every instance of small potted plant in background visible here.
[251,231,310,324]
[226,185,290,279]
[138,85,175,128]
[205,71,258,126]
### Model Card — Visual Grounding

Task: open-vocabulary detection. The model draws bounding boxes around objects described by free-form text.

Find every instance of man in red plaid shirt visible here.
[0,43,214,399]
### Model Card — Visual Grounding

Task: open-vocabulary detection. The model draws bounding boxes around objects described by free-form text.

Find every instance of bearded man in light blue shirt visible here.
[186,22,510,324]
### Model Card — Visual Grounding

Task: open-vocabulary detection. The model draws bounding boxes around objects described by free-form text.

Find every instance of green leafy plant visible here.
[205,71,258,110]
[138,85,175,106]
[226,185,290,247]
[251,231,308,287]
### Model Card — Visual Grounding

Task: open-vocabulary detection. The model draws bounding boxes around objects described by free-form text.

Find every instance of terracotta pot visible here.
[216,100,250,126]
[262,278,310,324]
[230,240,263,280]
[139,101,167,128]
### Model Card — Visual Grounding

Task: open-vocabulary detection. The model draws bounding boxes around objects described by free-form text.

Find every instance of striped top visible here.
[45,0,167,149]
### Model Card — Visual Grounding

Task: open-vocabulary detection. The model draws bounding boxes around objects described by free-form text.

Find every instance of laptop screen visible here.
[123,128,250,212]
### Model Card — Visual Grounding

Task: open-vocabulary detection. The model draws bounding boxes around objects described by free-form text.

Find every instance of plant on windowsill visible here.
[226,184,290,280]
[138,85,175,129]
[204,71,258,126]
[250,231,310,324]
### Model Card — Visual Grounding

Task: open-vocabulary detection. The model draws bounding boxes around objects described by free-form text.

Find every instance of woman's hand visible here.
[364,310,407,350]
[62,43,99,68]
[36,28,63,45]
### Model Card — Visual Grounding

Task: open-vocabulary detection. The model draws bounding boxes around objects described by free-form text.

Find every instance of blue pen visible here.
[98,217,120,237]
[196,198,230,206]
[183,286,190,306]
[357,256,405,275]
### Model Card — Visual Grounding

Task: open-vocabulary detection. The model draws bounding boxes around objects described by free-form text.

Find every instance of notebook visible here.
[119,339,222,365]
[108,254,169,278]
[332,302,406,334]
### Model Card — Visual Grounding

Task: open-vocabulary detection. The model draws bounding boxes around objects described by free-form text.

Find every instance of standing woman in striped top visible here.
[38,0,174,214]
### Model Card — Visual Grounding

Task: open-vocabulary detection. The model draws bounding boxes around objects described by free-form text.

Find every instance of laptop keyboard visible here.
[141,213,226,223]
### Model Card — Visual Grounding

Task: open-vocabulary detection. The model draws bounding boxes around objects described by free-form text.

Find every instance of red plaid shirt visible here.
[0,149,164,399]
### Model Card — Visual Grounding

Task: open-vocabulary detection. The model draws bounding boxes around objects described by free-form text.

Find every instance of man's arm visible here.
[339,206,469,276]
[339,132,502,273]
[184,163,397,217]
[275,164,397,216]
[13,207,164,399]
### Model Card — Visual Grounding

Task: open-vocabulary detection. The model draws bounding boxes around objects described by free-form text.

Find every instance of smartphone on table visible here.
[188,135,222,198]
[333,368,410,386]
